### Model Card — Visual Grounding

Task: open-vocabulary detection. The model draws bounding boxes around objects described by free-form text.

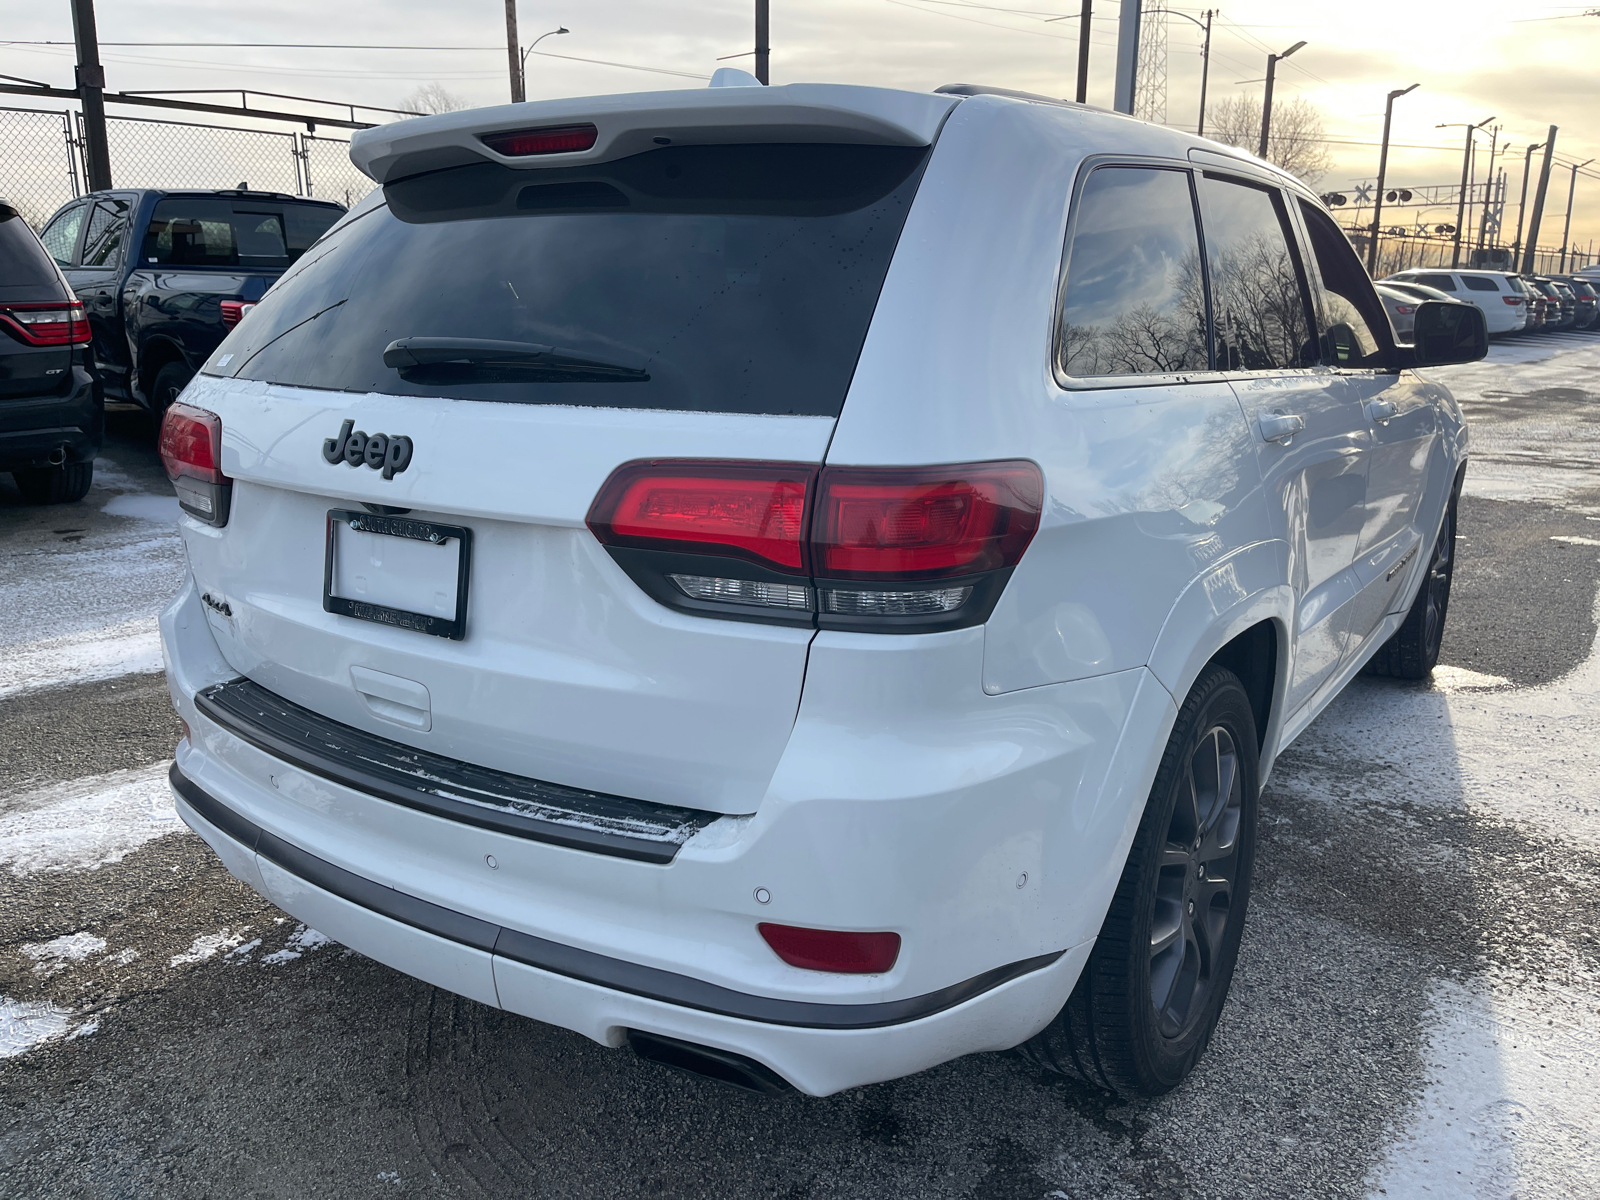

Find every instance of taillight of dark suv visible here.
[587,459,1044,632]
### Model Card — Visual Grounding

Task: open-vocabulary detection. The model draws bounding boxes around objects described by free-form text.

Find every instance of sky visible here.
[4,0,1599,250]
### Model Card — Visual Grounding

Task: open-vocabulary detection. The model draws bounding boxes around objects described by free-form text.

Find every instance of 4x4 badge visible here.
[322,420,413,480]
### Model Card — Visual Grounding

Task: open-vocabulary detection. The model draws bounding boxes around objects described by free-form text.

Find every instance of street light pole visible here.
[1440,116,1493,269]
[1367,83,1419,273]
[1258,40,1306,159]
[1075,0,1092,104]
[1559,158,1594,272]
[1522,127,1559,274]
[1474,125,1499,256]
[1154,8,1215,136]
[1511,141,1544,266]
[519,26,569,98]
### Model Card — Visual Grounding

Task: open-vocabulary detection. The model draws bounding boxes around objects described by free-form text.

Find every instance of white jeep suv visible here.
[159,80,1486,1098]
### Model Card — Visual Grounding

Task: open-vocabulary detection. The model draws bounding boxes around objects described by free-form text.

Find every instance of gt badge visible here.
[322,420,413,480]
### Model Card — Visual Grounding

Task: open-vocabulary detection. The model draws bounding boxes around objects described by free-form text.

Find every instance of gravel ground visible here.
[2,337,1599,1199]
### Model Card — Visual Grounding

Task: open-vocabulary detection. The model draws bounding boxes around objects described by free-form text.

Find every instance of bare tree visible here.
[400,83,470,116]
[1204,93,1332,187]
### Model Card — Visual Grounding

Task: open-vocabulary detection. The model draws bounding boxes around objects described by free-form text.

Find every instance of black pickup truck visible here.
[36,189,345,413]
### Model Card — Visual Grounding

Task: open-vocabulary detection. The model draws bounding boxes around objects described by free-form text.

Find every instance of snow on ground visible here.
[0,616,164,700]
[0,762,182,876]
[0,997,81,1059]
[22,933,107,977]
[168,927,252,968]
[260,925,332,966]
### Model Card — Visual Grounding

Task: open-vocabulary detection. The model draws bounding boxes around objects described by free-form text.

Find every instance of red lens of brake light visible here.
[814,461,1043,579]
[159,402,225,484]
[587,460,812,572]
[220,300,255,328]
[0,301,90,346]
[480,123,599,156]
[758,924,901,974]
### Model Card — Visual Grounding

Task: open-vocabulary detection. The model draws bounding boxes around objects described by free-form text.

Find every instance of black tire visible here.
[150,361,193,418]
[12,460,94,505]
[1364,486,1458,680]
[1019,666,1260,1098]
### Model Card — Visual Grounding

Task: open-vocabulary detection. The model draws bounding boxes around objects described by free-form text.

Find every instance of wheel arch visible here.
[136,335,193,400]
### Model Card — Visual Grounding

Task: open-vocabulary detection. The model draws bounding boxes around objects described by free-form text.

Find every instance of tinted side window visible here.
[80,199,130,268]
[142,198,343,267]
[1197,174,1314,371]
[39,203,86,267]
[0,209,64,295]
[1413,273,1457,291]
[1461,275,1499,292]
[1057,166,1208,377]
[1297,200,1391,367]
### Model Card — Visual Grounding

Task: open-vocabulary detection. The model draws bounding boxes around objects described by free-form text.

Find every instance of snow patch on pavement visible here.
[99,493,181,524]
[169,926,251,967]
[0,617,164,699]
[261,925,332,966]
[0,997,79,1059]
[22,932,107,976]
[0,762,181,876]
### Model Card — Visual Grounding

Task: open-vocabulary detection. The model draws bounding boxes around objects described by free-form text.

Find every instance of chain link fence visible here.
[1,106,377,227]
[0,107,81,228]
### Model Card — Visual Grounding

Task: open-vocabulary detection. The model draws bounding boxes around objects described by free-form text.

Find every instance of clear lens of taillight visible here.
[587,459,1042,631]
[0,301,90,346]
[159,402,232,525]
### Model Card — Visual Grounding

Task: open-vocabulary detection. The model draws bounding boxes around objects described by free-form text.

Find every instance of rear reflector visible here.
[758,924,901,974]
[159,402,232,525]
[220,300,256,328]
[0,301,90,346]
[480,123,599,157]
[588,461,812,571]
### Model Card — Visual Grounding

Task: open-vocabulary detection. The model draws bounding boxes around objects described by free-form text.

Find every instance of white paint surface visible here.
[0,762,181,876]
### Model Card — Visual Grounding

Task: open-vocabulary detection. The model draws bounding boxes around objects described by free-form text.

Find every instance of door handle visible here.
[1366,400,1398,424]
[1259,412,1305,445]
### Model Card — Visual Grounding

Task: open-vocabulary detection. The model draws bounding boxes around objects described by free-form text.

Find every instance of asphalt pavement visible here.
[3,336,1599,1200]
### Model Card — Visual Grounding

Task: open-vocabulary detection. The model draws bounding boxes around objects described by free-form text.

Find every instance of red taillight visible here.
[220,300,256,328]
[587,460,812,572]
[480,123,599,157]
[1503,295,1523,305]
[159,402,232,525]
[0,301,90,346]
[758,924,901,974]
[1393,304,1415,314]
[814,461,1043,579]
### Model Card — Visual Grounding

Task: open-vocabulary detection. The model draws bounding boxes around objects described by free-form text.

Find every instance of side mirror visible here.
[1409,301,1487,367]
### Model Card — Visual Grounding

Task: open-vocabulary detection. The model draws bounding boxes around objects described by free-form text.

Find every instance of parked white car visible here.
[1384,268,1526,335]
[158,81,1486,1099]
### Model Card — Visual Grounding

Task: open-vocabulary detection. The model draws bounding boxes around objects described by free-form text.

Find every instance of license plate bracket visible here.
[324,509,472,640]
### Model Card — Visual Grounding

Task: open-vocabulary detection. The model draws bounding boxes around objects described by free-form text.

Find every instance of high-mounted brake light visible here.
[588,461,812,572]
[220,300,256,329]
[0,301,90,347]
[479,123,599,157]
[159,402,232,526]
[758,924,901,974]
[587,459,1043,632]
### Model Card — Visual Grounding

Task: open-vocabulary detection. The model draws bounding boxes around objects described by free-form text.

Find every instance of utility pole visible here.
[1475,126,1499,255]
[1075,0,1092,103]
[504,0,524,103]
[1113,0,1140,115]
[1511,140,1544,266]
[1258,40,1307,159]
[755,0,770,85]
[1366,83,1419,273]
[1443,116,1493,268]
[69,0,112,191]
[1559,158,1593,272]
[1522,127,1558,274]
[1197,10,1213,137]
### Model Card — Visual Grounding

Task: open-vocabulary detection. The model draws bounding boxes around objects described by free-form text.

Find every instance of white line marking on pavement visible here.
[0,617,165,700]
[0,762,181,876]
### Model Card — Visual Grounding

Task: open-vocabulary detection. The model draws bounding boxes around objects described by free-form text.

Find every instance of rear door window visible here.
[208,143,930,416]
[80,198,131,268]
[1196,173,1315,371]
[39,202,87,268]
[1056,165,1209,378]
[1295,200,1390,367]
[1412,273,1457,291]
[1461,275,1499,292]
[142,198,343,267]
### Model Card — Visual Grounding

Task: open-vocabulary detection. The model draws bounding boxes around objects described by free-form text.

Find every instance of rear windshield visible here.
[0,209,65,299]
[142,197,344,268]
[204,143,929,416]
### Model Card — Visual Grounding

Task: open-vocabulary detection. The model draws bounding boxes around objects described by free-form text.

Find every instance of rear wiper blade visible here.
[382,337,649,381]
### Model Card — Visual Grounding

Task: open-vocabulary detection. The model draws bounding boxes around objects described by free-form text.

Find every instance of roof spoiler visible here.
[348,83,960,186]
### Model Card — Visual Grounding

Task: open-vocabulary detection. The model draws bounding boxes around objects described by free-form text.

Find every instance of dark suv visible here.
[37,189,344,413]
[1,196,100,503]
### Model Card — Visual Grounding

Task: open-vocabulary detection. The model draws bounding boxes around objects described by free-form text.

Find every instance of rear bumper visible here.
[0,368,101,471]
[162,570,1168,1093]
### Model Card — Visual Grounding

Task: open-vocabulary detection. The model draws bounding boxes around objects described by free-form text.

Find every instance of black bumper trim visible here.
[194,677,718,865]
[169,764,1065,1031]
